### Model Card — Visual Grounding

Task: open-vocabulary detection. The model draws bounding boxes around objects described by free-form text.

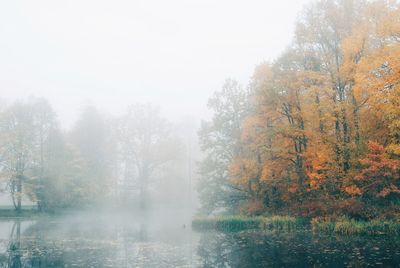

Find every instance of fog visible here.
[8,1,400,267]
[1,0,400,266]
[0,0,312,213]
[0,0,310,128]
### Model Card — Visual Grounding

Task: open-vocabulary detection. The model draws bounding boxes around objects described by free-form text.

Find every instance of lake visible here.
[0,210,399,267]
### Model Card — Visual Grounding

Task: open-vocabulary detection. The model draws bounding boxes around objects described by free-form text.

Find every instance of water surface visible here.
[0,211,399,267]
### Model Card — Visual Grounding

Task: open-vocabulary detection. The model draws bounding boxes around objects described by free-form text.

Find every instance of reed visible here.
[312,218,400,235]
[192,216,261,231]
[192,215,305,232]
[261,215,305,231]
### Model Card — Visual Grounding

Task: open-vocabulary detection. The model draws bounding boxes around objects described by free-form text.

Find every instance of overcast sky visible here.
[0,0,311,128]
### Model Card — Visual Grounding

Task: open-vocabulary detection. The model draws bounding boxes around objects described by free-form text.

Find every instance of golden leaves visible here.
[225,0,400,217]
[229,158,259,186]
[344,185,362,196]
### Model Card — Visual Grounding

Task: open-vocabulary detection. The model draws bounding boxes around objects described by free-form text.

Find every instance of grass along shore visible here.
[192,215,306,232]
[311,218,400,235]
[0,205,48,218]
[192,215,400,235]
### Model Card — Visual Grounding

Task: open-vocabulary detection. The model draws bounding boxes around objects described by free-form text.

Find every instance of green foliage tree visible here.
[69,105,117,202]
[197,79,251,214]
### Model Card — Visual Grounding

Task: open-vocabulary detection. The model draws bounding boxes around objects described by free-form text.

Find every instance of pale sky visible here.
[0,0,311,128]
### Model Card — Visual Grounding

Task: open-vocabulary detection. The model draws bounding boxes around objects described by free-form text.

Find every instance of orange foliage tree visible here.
[199,0,400,218]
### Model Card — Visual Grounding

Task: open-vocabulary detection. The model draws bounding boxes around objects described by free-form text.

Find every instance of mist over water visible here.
[1,211,400,267]
[0,208,200,267]
[1,0,400,267]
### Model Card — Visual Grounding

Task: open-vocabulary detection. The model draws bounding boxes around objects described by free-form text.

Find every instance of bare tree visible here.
[118,104,178,208]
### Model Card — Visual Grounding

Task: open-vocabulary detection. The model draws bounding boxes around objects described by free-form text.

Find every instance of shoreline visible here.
[192,215,400,236]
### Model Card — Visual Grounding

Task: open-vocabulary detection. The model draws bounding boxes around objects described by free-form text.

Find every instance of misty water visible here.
[0,211,399,268]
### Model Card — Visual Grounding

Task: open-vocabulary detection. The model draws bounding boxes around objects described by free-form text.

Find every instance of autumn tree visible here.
[0,99,97,211]
[202,0,400,218]
[0,101,36,211]
[344,142,400,218]
[295,0,367,175]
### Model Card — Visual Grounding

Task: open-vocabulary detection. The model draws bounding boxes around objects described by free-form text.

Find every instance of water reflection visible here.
[196,230,400,267]
[0,210,198,268]
[7,221,22,268]
[0,214,399,267]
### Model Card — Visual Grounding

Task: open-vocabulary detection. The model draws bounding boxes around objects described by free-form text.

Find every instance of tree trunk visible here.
[139,167,149,209]
[16,176,22,212]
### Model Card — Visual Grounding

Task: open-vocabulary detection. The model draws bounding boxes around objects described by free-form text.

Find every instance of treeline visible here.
[0,99,195,212]
[198,0,400,219]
